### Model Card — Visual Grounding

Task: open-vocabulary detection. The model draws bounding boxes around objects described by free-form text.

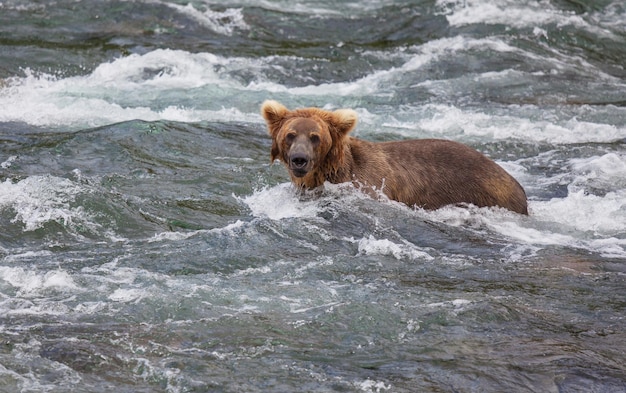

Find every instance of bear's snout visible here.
[288,152,310,177]
[290,153,309,169]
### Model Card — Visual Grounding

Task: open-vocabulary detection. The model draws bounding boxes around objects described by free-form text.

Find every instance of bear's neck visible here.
[291,171,326,190]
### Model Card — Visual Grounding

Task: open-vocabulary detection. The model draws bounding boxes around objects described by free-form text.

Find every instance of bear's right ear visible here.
[261,100,289,136]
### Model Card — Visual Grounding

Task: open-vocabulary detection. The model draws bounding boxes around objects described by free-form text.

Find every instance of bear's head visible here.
[261,100,358,188]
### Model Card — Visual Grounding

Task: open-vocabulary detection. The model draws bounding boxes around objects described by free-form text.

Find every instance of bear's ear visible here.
[261,100,289,136]
[330,108,358,137]
[324,108,357,173]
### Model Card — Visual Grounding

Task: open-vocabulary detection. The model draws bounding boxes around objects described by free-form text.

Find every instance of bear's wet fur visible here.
[261,100,528,215]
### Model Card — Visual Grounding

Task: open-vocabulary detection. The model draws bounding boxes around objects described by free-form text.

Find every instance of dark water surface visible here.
[1,1,625,392]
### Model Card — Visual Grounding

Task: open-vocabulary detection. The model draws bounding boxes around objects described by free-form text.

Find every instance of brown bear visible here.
[261,100,528,215]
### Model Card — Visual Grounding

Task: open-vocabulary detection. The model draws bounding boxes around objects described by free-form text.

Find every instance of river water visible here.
[1,1,625,392]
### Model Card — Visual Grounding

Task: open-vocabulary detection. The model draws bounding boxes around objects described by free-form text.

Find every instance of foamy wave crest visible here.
[251,36,526,97]
[382,104,626,144]
[0,267,79,298]
[534,190,626,237]
[239,183,321,220]
[149,220,246,242]
[436,0,618,38]
[164,4,249,35]
[526,152,626,242]
[490,217,626,259]
[86,50,230,89]
[353,378,392,393]
[252,34,617,102]
[424,199,626,259]
[0,176,86,231]
[0,49,263,128]
[569,153,626,191]
[2,36,616,133]
[354,235,434,261]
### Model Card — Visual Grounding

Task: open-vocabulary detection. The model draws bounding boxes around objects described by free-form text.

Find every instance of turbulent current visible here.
[0,1,625,392]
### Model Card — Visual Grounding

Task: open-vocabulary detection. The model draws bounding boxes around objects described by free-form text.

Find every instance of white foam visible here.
[252,36,527,98]
[0,176,86,231]
[0,267,80,296]
[533,189,626,236]
[354,379,392,392]
[406,36,520,69]
[569,153,626,190]
[149,220,246,242]
[300,34,616,101]
[85,55,210,90]
[131,357,185,393]
[383,103,626,144]
[436,0,617,38]
[0,50,263,128]
[232,265,272,277]
[1,37,619,133]
[290,301,344,315]
[517,153,626,248]
[592,1,626,30]
[426,298,473,309]
[164,4,249,35]
[231,0,372,16]
[354,235,434,261]
[239,183,321,220]
[423,198,626,259]
[1,155,17,169]
[108,288,147,303]
[489,214,626,259]
[489,220,575,246]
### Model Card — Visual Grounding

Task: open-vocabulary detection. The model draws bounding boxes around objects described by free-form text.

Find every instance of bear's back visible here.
[348,138,528,214]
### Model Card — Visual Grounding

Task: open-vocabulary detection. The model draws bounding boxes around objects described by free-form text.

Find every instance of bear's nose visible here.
[290,153,309,169]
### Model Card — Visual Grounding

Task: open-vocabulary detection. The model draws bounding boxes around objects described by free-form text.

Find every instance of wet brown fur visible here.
[261,100,528,215]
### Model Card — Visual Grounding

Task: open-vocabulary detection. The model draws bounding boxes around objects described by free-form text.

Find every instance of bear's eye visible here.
[285,133,296,144]
[310,134,320,145]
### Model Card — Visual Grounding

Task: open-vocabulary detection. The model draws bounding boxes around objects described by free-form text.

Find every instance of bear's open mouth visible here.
[288,152,310,177]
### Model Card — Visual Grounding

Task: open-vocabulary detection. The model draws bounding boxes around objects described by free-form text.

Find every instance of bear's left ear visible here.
[261,100,289,137]
[330,109,358,137]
